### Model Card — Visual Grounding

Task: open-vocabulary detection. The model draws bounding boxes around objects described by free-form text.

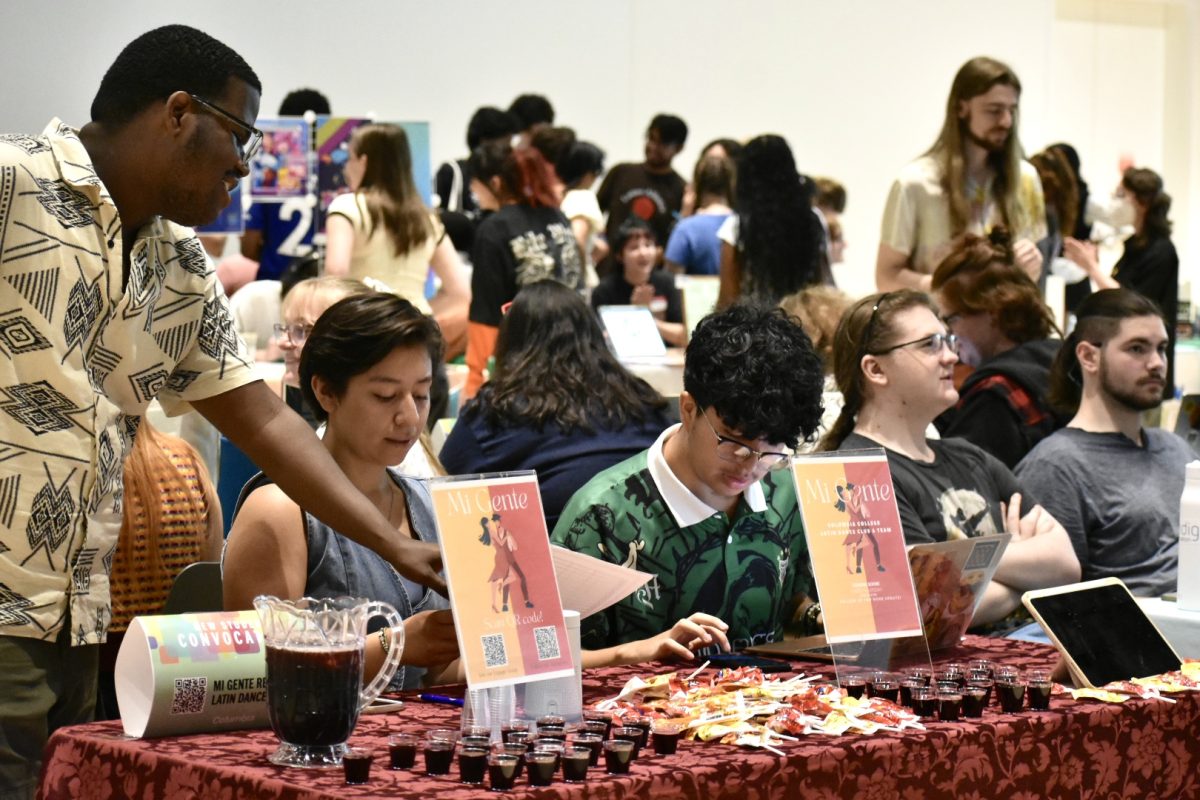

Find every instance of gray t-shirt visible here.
[1015,427,1193,596]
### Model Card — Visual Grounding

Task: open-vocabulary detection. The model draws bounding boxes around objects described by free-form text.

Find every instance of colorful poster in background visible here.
[249,118,310,199]
[115,611,269,738]
[430,473,574,689]
[194,182,244,235]
[315,118,431,232]
[792,453,923,644]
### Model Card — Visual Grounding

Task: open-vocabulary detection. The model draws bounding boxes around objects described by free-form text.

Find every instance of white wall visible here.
[2,0,1194,296]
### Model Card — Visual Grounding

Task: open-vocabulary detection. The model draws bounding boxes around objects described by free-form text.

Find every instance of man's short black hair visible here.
[649,114,688,149]
[684,303,823,449]
[555,141,605,188]
[467,106,520,150]
[278,88,330,116]
[507,94,554,130]
[91,24,261,125]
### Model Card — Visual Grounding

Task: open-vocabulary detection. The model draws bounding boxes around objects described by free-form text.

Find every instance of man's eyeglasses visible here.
[698,410,791,471]
[870,332,960,357]
[272,322,313,345]
[189,94,263,166]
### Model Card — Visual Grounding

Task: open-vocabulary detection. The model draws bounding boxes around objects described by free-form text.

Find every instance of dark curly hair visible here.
[278,88,329,116]
[300,292,444,423]
[734,135,824,303]
[91,25,261,125]
[468,281,667,433]
[684,303,824,449]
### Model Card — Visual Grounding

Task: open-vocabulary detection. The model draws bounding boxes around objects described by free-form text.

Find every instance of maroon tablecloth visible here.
[38,636,1200,799]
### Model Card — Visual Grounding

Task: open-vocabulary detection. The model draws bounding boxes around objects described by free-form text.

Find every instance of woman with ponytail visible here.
[821,290,1078,627]
[464,141,584,397]
[1063,166,1179,395]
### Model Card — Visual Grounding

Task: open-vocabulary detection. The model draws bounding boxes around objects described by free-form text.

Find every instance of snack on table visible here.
[592,667,922,750]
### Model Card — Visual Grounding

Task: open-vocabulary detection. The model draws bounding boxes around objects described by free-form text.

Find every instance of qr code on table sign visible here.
[171,677,208,715]
[481,633,508,668]
[533,626,560,661]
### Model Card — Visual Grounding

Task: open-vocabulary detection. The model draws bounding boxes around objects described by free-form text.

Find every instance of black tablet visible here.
[1022,578,1181,688]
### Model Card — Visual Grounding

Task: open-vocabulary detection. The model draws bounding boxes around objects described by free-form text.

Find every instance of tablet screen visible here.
[1027,582,1180,686]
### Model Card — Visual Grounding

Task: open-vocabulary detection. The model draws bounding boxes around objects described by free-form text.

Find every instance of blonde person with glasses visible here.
[821,291,1079,627]
[552,304,826,652]
[272,277,443,477]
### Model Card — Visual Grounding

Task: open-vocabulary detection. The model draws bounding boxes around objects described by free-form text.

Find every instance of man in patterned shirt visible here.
[0,26,442,797]
[551,304,825,652]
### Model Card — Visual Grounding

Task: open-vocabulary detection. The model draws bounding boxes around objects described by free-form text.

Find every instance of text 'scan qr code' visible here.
[171,677,208,715]
[532,626,560,661]
[481,633,508,668]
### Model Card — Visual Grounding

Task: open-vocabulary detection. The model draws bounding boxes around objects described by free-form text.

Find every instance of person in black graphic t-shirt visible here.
[596,114,688,274]
[465,141,583,398]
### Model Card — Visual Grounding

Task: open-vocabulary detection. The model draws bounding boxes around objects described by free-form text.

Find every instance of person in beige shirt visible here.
[877,56,1046,292]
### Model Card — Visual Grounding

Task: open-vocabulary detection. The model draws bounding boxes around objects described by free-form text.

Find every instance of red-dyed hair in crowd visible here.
[469,141,559,209]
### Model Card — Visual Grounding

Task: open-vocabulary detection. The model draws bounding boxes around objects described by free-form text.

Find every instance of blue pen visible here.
[419,693,465,707]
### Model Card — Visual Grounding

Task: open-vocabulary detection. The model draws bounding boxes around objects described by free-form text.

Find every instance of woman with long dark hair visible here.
[443,280,672,529]
[932,229,1066,467]
[1064,166,1179,396]
[821,290,1078,627]
[325,123,470,354]
[465,142,584,396]
[716,134,825,305]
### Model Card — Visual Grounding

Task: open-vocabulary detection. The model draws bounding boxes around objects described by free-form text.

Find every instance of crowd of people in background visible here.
[1,24,1190,799]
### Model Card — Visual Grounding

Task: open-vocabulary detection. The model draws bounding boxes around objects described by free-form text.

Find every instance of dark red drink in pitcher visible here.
[266,645,365,747]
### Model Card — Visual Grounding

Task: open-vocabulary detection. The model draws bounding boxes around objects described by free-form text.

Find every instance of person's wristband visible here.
[803,602,823,636]
[378,627,391,658]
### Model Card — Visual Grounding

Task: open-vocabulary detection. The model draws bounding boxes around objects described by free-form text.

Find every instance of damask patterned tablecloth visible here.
[38,636,1200,800]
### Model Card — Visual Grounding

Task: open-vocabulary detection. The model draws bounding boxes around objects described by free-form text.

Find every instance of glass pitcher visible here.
[254,595,404,768]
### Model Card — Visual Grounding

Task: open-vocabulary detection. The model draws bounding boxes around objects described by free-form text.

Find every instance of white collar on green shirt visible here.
[646,423,767,528]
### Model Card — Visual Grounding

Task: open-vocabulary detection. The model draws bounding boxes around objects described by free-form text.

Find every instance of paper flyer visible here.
[906,533,1010,651]
[430,473,575,689]
[550,545,653,620]
[115,611,269,738]
[792,452,923,644]
[249,118,310,199]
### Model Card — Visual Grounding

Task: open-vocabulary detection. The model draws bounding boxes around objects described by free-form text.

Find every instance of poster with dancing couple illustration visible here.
[792,451,923,644]
[430,472,574,689]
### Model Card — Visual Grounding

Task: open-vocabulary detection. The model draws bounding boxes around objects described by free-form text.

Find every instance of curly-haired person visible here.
[551,303,825,653]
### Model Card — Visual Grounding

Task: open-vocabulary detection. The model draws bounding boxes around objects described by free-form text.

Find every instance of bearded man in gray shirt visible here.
[1016,289,1193,596]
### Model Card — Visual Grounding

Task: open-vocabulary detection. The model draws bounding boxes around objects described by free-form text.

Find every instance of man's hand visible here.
[394,540,446,595]
[640,613,731,662]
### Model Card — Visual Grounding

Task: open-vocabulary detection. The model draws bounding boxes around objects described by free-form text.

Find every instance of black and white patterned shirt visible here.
[0,120,255,645]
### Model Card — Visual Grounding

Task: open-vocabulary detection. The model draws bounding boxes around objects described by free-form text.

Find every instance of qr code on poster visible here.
[171,677,208,715]
[481,633,508,668]
[533,626,560,661]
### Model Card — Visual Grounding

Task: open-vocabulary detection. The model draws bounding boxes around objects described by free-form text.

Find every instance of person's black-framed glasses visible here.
[189,94,263,165]
[870,332,960,357]
[698,409,791,471]
[272,322,313,345]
